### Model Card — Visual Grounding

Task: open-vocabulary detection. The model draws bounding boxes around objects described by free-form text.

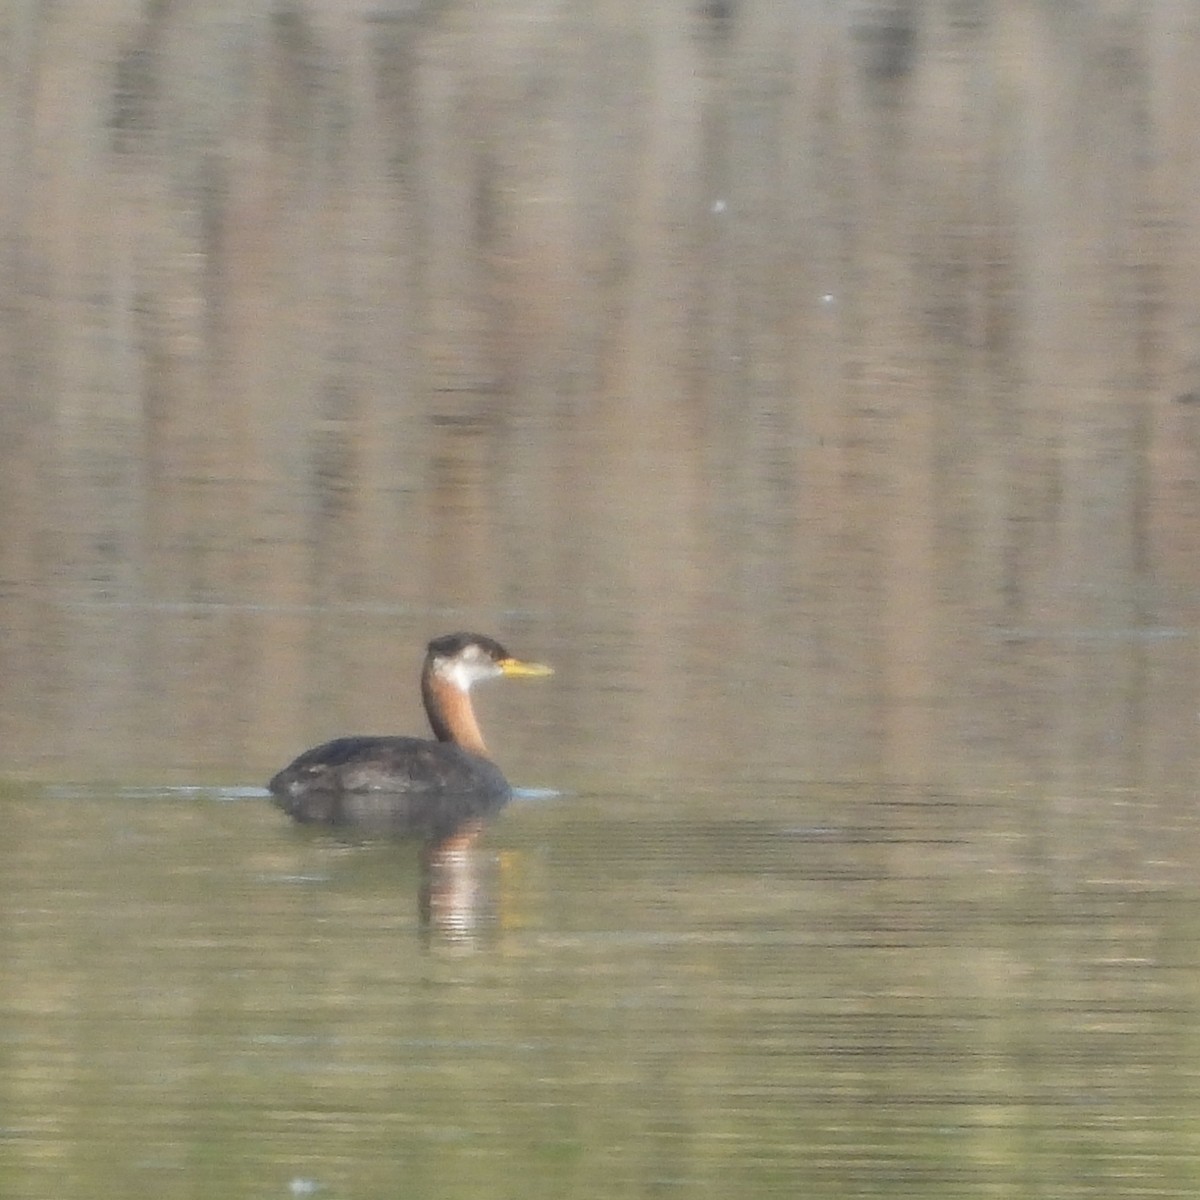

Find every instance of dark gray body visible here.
[268,735,511,836]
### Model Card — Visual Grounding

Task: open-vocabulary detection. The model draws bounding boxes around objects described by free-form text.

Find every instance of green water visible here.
[2,779,1197,1199]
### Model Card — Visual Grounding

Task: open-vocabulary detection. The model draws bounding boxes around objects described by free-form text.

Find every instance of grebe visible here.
[269,632,552,830]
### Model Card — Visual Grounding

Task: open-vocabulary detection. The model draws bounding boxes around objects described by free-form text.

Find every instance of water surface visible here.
[3,773,1199,1198]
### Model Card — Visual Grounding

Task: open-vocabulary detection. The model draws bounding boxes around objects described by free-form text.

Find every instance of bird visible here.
[268,632,553,834]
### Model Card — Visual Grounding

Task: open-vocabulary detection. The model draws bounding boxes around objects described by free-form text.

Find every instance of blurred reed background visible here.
[0,0,1197,792]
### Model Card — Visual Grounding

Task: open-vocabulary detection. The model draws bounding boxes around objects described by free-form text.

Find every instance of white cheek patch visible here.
[445,660,476,692]
[441,656,499,692]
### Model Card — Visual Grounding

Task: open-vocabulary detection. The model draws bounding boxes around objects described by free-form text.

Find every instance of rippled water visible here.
[3,771,1199,1198]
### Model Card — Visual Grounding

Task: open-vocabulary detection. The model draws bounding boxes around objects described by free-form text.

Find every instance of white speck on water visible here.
[511,786,564,802]
[711,199,726,214]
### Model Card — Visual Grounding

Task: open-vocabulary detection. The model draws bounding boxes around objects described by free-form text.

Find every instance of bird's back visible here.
[268,735,511,832]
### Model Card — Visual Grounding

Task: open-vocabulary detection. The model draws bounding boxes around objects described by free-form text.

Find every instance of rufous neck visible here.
[422,668,490,757]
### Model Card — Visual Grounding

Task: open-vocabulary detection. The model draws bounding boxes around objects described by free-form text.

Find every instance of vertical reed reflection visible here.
[0,5,1194,798]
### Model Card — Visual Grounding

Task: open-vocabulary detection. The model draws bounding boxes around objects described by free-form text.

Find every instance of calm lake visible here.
[3,2,1200,1197]
[3,762,1199,1198]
